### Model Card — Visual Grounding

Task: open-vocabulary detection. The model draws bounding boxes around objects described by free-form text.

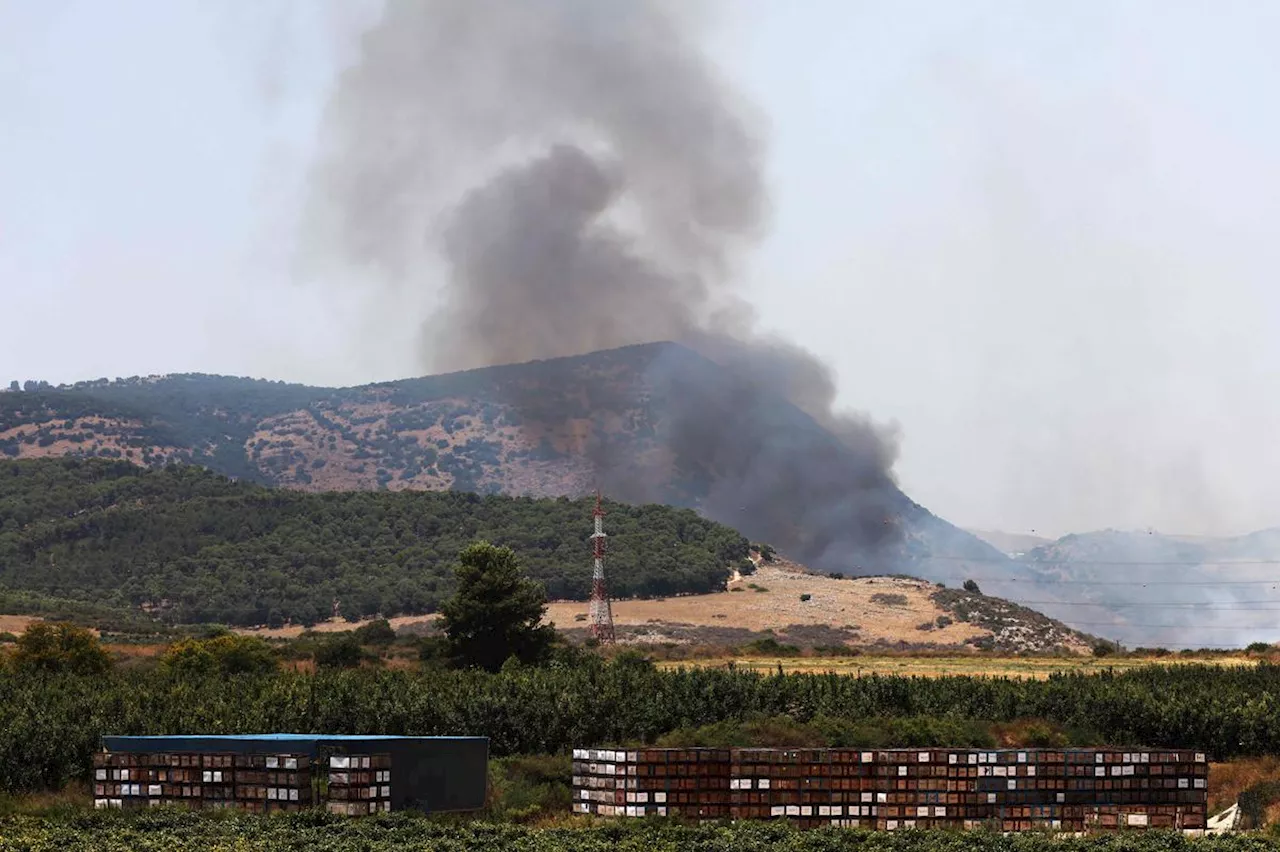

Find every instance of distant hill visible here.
[0,458,747,626]
[966,529,1053,556]
[0,343,1012,586]
[977,528,1280,648]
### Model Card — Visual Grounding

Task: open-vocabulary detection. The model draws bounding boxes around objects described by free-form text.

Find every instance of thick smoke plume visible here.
[302,0,904,569]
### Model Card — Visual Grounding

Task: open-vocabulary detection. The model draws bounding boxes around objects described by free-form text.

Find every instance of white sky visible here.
[2,0,1279,538]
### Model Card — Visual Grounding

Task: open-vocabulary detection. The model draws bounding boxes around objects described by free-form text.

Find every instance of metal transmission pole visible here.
[588,493,616,643]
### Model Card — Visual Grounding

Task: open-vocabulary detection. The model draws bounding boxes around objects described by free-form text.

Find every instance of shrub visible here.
[160,634,277,676]
[738,558,757,577]
[935,616,953,628]
[0,631,17,644]
[870,593,908,607]
[1246,642,1273,654]
[315,634,364,669]
[963,579,982,595]
[11,622,110,675]
[799,594,812,602]
[354,619,397,647]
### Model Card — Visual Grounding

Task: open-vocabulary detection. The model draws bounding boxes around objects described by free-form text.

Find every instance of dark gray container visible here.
[100,734,488,813]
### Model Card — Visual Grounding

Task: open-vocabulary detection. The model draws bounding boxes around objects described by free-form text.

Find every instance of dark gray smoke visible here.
[302,0,904,568]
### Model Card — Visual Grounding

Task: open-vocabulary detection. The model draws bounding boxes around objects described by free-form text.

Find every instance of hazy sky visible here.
[3,0,1279,538]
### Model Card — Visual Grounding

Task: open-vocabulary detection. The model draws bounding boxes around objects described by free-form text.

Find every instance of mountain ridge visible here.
[1,343,1012,585]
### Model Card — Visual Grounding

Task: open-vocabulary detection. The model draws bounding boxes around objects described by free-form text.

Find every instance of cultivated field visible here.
[660,653,1257,679]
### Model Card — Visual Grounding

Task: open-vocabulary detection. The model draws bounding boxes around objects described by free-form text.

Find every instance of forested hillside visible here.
[0,458,748,626]
[0,344,1013,587]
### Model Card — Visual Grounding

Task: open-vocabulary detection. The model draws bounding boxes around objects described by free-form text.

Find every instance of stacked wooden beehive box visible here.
[323,754,393,815]
[570,748,731,819]
[571,747,1208,830]
[231,753,313,813]
[92,750,391,814]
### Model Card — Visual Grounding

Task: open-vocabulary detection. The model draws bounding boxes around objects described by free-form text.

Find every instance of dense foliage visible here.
[0,459,748,625]
[439,542,557,671]
[3,811,1275,852]
[2,812,1276,852]
[5,662,1280,794]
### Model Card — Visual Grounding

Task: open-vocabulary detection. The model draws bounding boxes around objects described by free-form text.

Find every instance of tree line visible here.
[0,458,748,626]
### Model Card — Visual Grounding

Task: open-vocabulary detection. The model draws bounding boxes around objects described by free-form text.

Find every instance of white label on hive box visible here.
[360,757,370,769]
[1127,814,1149,827]
[1018,753,1027,763]
[1179,779,1189,789]
[1057,793,1065,803]
[877,793,887,803]
[266,757,279,769]
[655,793,667,803]
[862,793,872,803]
[987,794,997,804]
[918,752,929,762]
[759,779,769,790]
[771,806,785,817]
[1195,779,1206,789]
[1027,766,1036,776]
[897,766,907,776]
[331,757,351,770]
[886,821,899,831]
[802,806,813,816]
[917,806,928,817]
[148,785,161,796]
[202,772,212,783]
[285,758,298,770]
[862,752,874,762]
[786,806,800,816]
[935,807,946,817]
[1141,753,1150,762]
[948,755,957,765]
[290,789,300,801]
[968,754,977,764]
[1196,753,1207,763]
[1096,754,1104,763]
[1007,780,1016,790]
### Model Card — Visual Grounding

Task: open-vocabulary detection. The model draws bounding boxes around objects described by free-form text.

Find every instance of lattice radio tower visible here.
[588,492,616,643]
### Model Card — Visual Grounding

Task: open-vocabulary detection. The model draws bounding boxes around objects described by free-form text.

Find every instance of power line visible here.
[916,554,1280,566]
[967,577,1280,586]
[1009,601,1280,609]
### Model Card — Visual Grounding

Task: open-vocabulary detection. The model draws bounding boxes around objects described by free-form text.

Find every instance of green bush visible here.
[10,623,110,676]
[159,635,277,677]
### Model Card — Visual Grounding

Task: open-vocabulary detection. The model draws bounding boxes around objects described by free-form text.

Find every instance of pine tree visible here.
[439,541,555,671]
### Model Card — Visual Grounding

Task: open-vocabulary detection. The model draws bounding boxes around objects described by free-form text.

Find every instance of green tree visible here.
[438,541,555,672]
[963,579,982,595]
[160,634,277,676]
[354,618,397,647]
[11,622,111,675]
[315,634,363,669]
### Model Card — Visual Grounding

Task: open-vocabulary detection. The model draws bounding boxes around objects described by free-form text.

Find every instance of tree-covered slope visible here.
[0,458,748,626]
[0,343,1011,586]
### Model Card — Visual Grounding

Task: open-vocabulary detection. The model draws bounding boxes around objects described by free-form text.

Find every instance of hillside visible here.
[544,560,1096,655]
[0,458,747,626]
[0,343,1013,586]
[982,528,1280,648]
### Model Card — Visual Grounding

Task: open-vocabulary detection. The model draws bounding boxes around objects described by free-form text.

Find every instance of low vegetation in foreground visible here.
[0,811,1276,852]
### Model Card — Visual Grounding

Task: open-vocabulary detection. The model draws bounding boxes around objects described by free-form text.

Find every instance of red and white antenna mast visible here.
[588,492,616,643]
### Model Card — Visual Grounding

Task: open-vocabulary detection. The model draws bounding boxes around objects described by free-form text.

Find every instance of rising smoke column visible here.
[301,0,905,568]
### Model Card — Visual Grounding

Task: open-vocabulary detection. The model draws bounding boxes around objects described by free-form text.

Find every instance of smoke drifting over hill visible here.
[302,0,903,568]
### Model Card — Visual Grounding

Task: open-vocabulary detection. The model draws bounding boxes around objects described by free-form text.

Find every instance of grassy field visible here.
[660,654,1259,679]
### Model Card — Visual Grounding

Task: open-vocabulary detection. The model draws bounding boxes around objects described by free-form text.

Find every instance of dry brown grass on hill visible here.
[0,615,40,635]
[543,562,988,647]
